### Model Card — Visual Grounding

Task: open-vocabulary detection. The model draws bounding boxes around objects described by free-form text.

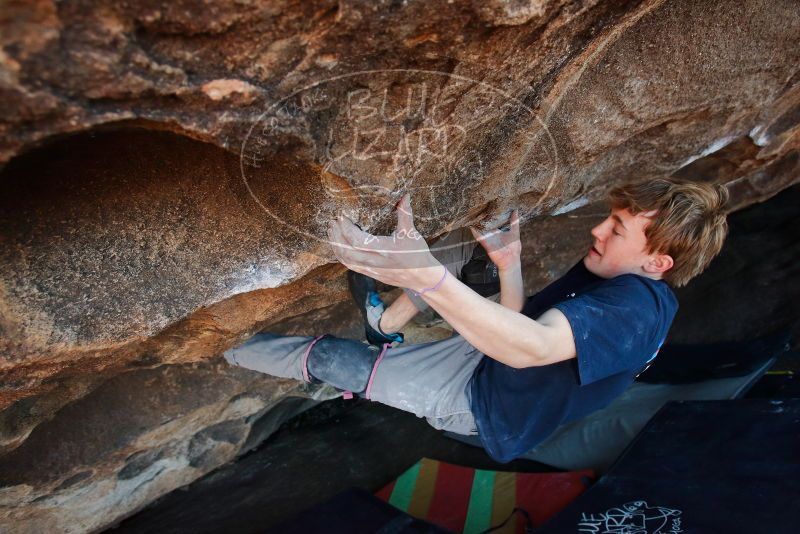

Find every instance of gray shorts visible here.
[224,332,483,436]
[366,333,482,435]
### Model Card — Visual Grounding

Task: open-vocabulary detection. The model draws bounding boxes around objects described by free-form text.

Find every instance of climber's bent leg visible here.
[304,335,382,395]
[224,332,483,436]
[366,333,483,436]
[224,333,382,395]
[223,332,313,381]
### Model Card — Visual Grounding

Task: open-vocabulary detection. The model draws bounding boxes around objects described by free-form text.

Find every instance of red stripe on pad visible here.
[375,480,396,502]
[425,461,475,533]
[515,470,595,527]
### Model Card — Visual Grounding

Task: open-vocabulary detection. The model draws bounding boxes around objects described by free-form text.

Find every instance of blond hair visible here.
[608,178,729,287]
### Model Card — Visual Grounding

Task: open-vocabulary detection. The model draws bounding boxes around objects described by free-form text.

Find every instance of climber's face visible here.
[583,208,673,280]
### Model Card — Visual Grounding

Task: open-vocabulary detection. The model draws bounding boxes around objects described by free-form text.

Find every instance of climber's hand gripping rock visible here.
[327,194,445,293]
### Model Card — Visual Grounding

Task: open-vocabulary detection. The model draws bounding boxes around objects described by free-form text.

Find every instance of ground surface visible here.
[109,397,557,533]
[110,352,799,534]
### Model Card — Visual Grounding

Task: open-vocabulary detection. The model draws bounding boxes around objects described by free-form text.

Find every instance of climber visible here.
[223,178,729,463]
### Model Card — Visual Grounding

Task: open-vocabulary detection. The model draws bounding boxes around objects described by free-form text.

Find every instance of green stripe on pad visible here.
[388,461,421,512]
[463,469,496,534]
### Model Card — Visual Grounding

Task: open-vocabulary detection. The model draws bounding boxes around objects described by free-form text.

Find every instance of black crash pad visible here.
[536,399,800,534]
[263,487,454,534]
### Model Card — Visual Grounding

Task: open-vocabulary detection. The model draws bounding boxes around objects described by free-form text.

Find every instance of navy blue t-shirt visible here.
[469,260,678,463]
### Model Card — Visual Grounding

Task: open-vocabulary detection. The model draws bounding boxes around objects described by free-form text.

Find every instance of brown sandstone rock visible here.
[1,0,799,531]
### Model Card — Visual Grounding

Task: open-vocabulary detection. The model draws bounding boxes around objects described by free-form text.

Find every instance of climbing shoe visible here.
[347,270,405,346]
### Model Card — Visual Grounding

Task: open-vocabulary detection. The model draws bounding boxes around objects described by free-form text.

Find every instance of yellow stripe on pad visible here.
[389,461,421,512]
[407,458,440,518]
[491,471,517,534]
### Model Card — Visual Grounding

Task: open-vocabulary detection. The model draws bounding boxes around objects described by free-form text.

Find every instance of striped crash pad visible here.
[376,458,595,533]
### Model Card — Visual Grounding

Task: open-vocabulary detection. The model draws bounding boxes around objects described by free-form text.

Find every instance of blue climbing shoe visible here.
[346,270,404,346]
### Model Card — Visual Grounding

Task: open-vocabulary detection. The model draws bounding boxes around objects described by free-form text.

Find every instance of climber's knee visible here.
[305,336,380,395]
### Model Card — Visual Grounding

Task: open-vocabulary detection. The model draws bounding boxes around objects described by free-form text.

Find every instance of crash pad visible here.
[536,399,800,534]
[376,458,594,533]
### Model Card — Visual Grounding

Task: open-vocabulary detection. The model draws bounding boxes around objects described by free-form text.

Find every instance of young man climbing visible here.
[224,178,729,463]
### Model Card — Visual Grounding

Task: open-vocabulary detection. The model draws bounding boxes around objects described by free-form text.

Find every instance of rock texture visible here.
[0,362,329,533]
[1,0,799,531]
